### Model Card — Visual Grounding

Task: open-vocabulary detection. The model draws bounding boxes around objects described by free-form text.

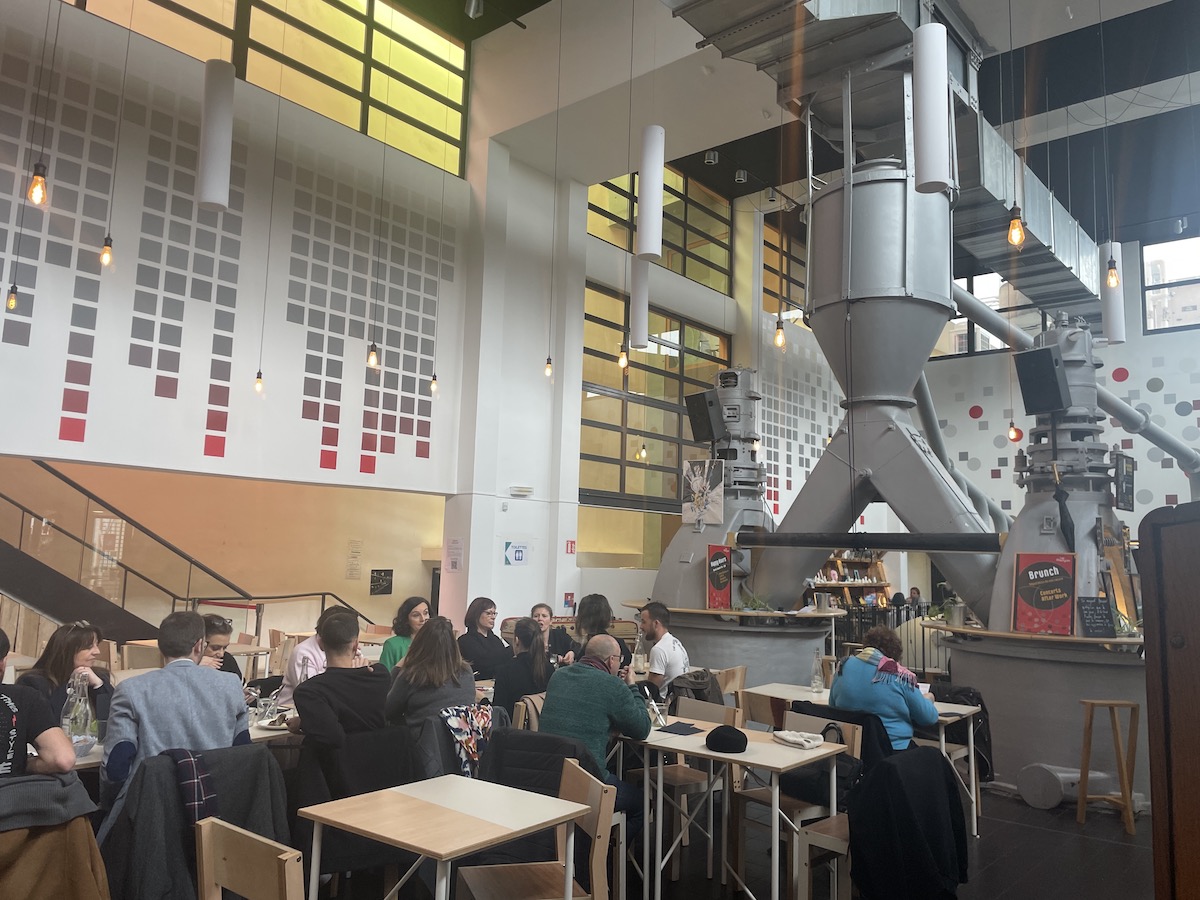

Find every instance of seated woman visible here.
[386,617,476,725]
[198,614,243,679]
[456,597,509,679]
[829,625,938,751]
[379,596,430,671]
[531,602,575,663]
[492,617,552,716]
[17,620,113,721]
[570,594,631,669]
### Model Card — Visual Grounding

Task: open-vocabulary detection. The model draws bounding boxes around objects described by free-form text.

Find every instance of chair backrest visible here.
[784,711,863,759]
[676,696,744,727]
[790,700,893,772]
[714,665,747,695]
[735,690,787,730]
[120,643,163,670]
[196,817,303,900]
[363,623,392,635]
[112,666,160,685]
[268,628,285,650]
[556,759,615,900]
[98,639,121,671]
[513,692,546,731]
[235,632,258,646]
[272,636,297,677]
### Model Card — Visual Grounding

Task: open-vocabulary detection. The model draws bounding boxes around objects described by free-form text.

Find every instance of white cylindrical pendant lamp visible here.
[635,124,665,260]
[630,257,649,349]
[913,23,952,194]
[1100,241,1125,344]
[198,59,236,212]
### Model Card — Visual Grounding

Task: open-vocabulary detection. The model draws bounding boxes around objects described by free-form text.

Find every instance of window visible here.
[70,0,465,174]
[579,283,730,513]
[763,222,806,321]
[1143,236,1200,332]
[586,168,732,295]
[931,273,1048,359]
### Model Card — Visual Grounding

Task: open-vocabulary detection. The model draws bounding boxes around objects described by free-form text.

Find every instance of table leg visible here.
[654,752,665,900]
[771,772,780,900]
[720,761,729,887]
[435,860,450,900]
[307,822,323,900]
[967,712,978,837]
[564,823,576,900]
[706,758,714,879]
[643,749,651,900]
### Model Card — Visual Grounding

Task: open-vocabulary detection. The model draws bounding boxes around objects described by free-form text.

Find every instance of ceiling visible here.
[394,0,552,43]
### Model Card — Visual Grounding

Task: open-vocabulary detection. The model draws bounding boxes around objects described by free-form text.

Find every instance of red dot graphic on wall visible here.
[1112,368,1129,382]
[968,405,983,419]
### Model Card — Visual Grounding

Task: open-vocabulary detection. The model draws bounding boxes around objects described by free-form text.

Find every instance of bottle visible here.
[61,669,94,756]
[632,632,647,674]
[810,648,825,694]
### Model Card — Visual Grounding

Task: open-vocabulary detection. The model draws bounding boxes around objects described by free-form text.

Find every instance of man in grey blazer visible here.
[101,611,249,806]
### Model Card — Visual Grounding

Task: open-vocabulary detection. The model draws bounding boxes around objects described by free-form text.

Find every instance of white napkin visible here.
[771,730,823,749]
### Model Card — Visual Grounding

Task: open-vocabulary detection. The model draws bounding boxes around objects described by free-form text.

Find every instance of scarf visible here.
[577,655,612,675]
[856,647,919,689]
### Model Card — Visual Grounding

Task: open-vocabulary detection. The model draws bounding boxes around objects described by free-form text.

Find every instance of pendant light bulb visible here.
[430,372,438,394]
[1007,203,1025,247]
[639,443,648,460]
[254,370,264,393]
[367,342,379,368]
[544,356,553,378]
[27,162,48,206]
[774,318,786,349]
[5,284,16,311]
[618,344,628,369]
[1106,256,1120,288]
[826,430,833,445]
[1007,420,1023,442]
[100,235,114,268]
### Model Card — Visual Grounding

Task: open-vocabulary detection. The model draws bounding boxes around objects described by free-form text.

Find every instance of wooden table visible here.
[634,719,844,900]
[72,722,295,771]
[742,683,983,836]
[299,775,589,900]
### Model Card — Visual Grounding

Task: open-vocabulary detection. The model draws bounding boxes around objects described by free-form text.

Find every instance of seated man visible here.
[540,635,649,830]
[638,601,690,690]
[0,628,75,777]
[198,613,243,679]
[289,612,390,748]
[102,611,249,803]
[278,606,361,706]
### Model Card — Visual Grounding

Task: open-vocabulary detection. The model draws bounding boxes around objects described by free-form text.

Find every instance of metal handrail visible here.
[183,591,377,639]
[34,461,254,602]
[0,487,179,608]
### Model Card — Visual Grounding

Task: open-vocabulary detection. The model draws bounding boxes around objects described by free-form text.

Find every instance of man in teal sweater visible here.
[540,634,650,833]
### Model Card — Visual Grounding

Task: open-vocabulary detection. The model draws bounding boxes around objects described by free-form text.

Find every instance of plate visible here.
[257,720,292,731]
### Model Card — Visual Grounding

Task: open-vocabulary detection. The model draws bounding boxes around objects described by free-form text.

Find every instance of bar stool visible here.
[1076,699,1140,835]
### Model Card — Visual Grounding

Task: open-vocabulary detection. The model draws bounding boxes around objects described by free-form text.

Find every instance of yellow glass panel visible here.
[689,238,729,271]
[580,459,621,493]
[684,355,722,386]
[629,343,680,375]
[687,204,730,241]
[625,467,678,501]
[370,71,460,139]
[662,191,686,222]
[663,167,684,192]
[582,352,624,391]
[626,434,678,469]
[248,50,359,128]
[94,0,232,63]
[580,391,622,426]
[372,32,463,103]
[251,8,362,89]
[588,183,631,220]
[374,2,465,70]
[626,367,679,403]
[609,174,633,193]
[586,211,631,249]
[763,270,782,296]
[626,401,679,437]
[688,179,731,219]
[684,325,728,360]
[649,312,679,343]
[764,222,781,248]
[584,288,625,326]
[580,424,622,459]
[685,258,729,294]
[367,107,458,173]
[661,217,685,249]
[577,506,679,570]
[258,0,365,51]
[583,318,623,355]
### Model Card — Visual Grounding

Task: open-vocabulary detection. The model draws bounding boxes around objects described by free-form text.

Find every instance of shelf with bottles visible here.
[805,550,892,608]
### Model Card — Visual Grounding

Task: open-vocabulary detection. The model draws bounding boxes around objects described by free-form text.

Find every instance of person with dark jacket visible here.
[531,602,575,662]
[492,618,552,715]
[199,614,244,680]
[17,620,113,722]
[1,627,75,777]
[569,594,631,669]
[456,596,509,678]
[386,617,476,725]
[290,612,390,748]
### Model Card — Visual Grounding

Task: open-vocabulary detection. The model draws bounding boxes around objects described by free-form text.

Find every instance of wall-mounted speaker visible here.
[685,390,727,443]
[1014,345,1072,415]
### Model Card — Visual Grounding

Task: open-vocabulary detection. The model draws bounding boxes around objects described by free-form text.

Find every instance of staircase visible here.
[0,458,252,643]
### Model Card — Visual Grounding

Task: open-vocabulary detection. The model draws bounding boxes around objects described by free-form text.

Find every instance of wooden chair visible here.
[112,667,160,685]
[271,636,297,677]
[714,665,747,696]
[1077,699,1140,835]
[97,639,121,671]
[513,692,547,730]
[457,758,615,900]
[120,643,162,670]
[798,813,851,900]
[363,623,392,636]
[196,817,304,900]
[736,689,787,730]
[235,631,257,646]
[732,712,861,900]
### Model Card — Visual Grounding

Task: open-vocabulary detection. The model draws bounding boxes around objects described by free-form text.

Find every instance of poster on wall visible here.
[1012,552,1076,635]
[683,460,724,525]
[707,545,732,609]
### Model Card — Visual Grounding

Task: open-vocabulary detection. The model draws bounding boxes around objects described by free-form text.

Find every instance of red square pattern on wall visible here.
[320,449,337,470]
[204,435,225,457]
[360,455,376,474]
[59,417,86,443]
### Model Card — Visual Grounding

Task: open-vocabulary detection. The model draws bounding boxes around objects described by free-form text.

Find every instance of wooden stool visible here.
[1076,699,1140,835]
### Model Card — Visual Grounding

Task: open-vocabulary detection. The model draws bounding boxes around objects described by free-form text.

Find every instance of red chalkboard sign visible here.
[1013,552,1076,635]
[706,545,732,609]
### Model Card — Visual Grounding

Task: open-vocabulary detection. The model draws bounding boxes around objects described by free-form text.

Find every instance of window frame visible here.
[1142,236,1200,335]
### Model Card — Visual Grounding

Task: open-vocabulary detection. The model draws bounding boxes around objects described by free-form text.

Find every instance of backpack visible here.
[667,668,725,713]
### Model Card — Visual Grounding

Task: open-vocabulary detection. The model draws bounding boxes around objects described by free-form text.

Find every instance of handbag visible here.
[778,722,864,812]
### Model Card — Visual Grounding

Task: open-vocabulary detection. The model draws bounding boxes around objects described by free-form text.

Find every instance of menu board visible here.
[706,545,732,609]
[1077,595,1117,638]
[1013,552,1076,635]
[1114,453,1135,511]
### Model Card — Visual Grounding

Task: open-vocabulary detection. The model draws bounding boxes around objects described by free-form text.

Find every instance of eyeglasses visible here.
[482,609,498,617]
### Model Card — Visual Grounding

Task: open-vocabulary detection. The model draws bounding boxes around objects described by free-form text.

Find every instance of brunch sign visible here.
[1012,552,1076,635]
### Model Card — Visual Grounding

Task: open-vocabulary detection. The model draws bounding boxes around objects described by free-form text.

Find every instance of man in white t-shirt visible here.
[639,601,690,689]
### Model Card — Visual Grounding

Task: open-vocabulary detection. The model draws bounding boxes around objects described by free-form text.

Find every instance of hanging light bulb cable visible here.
[429,64,453,398]
[99,4,135,268]
[774,109,787,350]
[1005,0,1024,247]
[27,2,62,207]
[544,0,566,379]
[253,9,287,395]
[1098,0,1119,288]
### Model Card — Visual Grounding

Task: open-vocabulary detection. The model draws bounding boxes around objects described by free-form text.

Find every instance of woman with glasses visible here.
[18,621,112,721]
[199,614,243,679]
[456,596,509,679]
[380,596,431,671]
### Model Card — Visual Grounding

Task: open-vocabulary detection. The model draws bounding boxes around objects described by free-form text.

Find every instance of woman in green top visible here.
[380,596,430,671]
